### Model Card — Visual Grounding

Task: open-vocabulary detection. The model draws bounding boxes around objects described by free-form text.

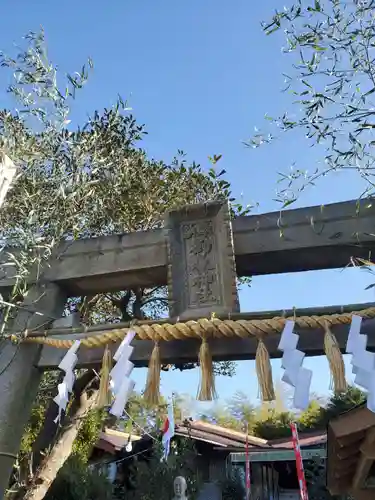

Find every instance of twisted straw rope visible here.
[20,307,375,349]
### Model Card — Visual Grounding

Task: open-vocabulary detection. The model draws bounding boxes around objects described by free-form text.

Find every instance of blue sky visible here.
[1,0,373,411]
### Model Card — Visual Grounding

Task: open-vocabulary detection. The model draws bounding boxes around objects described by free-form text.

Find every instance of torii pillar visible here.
[0,283,67,499]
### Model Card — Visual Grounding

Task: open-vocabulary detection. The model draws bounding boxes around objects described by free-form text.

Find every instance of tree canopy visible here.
[0,20,368,500]
[0,29,249,374]
[199,385,365,439]
[248,0,375,207]
[0,29,253,499]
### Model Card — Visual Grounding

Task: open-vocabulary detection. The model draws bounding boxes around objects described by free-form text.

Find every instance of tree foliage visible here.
[72,409,105,461]
[1,22,367,499]
[44,457,112,500]
[0,29,247,376]
[220,469,246,500]
[201,385,365,439]
[19,386,364,499]
[305,456,352,500]
[200,391,256,434]
[305,458,333,500]
[19,372,60,458]
[248,0,375,206]
[324,384,365,419]
[114,439,202,500]
[0,28,251,498]
[253,407,294,439]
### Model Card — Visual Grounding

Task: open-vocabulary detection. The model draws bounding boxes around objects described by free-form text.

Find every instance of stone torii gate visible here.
[1,198,375,496]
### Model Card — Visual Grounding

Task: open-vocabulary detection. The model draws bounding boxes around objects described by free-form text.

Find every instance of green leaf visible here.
[282,198,296,208]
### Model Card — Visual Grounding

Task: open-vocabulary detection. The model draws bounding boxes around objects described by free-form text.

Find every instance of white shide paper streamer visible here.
[53,340,81,423]
[109,330,136,418]
[278,320,312,410]
[347,315,375,413]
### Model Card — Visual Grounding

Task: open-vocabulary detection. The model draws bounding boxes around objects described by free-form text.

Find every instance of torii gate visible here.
[1,195,375,496]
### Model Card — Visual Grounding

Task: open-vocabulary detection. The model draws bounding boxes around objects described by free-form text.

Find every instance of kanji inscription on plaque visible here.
[165,201,239,319]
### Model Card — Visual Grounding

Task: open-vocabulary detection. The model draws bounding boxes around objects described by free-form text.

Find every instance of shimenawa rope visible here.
[19,306,375,349]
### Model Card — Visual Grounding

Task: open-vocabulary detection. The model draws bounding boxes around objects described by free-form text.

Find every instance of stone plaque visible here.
[165,201,239,319]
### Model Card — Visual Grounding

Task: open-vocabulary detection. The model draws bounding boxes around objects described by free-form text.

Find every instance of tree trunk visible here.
[0,284,67,500]
[22,389,98,500]
[31,370,95,470]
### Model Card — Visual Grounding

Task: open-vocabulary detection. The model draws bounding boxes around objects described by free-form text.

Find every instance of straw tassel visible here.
[324,323,347,394]
[255,339,275,402]
[144,341,161,405]
[97,345,112,408]
[197,337,217,401]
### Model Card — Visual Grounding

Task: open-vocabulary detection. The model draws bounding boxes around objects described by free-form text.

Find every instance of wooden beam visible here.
[351,489,375,500]
[327,424,349,495]
[329,422,375,494]
[338,431,367,448]
[330,407,375,439]
[338,445,362,460]
[351,427,375,490]
[38,304,375,369]
[326,423,362,496]
[353,455,373,490]
[329,478,353,497]
[334,455,361,475]
[361,442,375,460]
[2,199,375,295]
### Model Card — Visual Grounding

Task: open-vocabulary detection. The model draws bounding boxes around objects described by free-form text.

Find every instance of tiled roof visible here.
[96,421,326,454]
[268,429,327,449]
[175,420,326,450]
[175,420,269,448]
[97,428,142,454]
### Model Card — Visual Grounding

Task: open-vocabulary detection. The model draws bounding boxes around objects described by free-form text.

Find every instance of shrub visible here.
[45,457,112,500]
[220,470,245,500]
